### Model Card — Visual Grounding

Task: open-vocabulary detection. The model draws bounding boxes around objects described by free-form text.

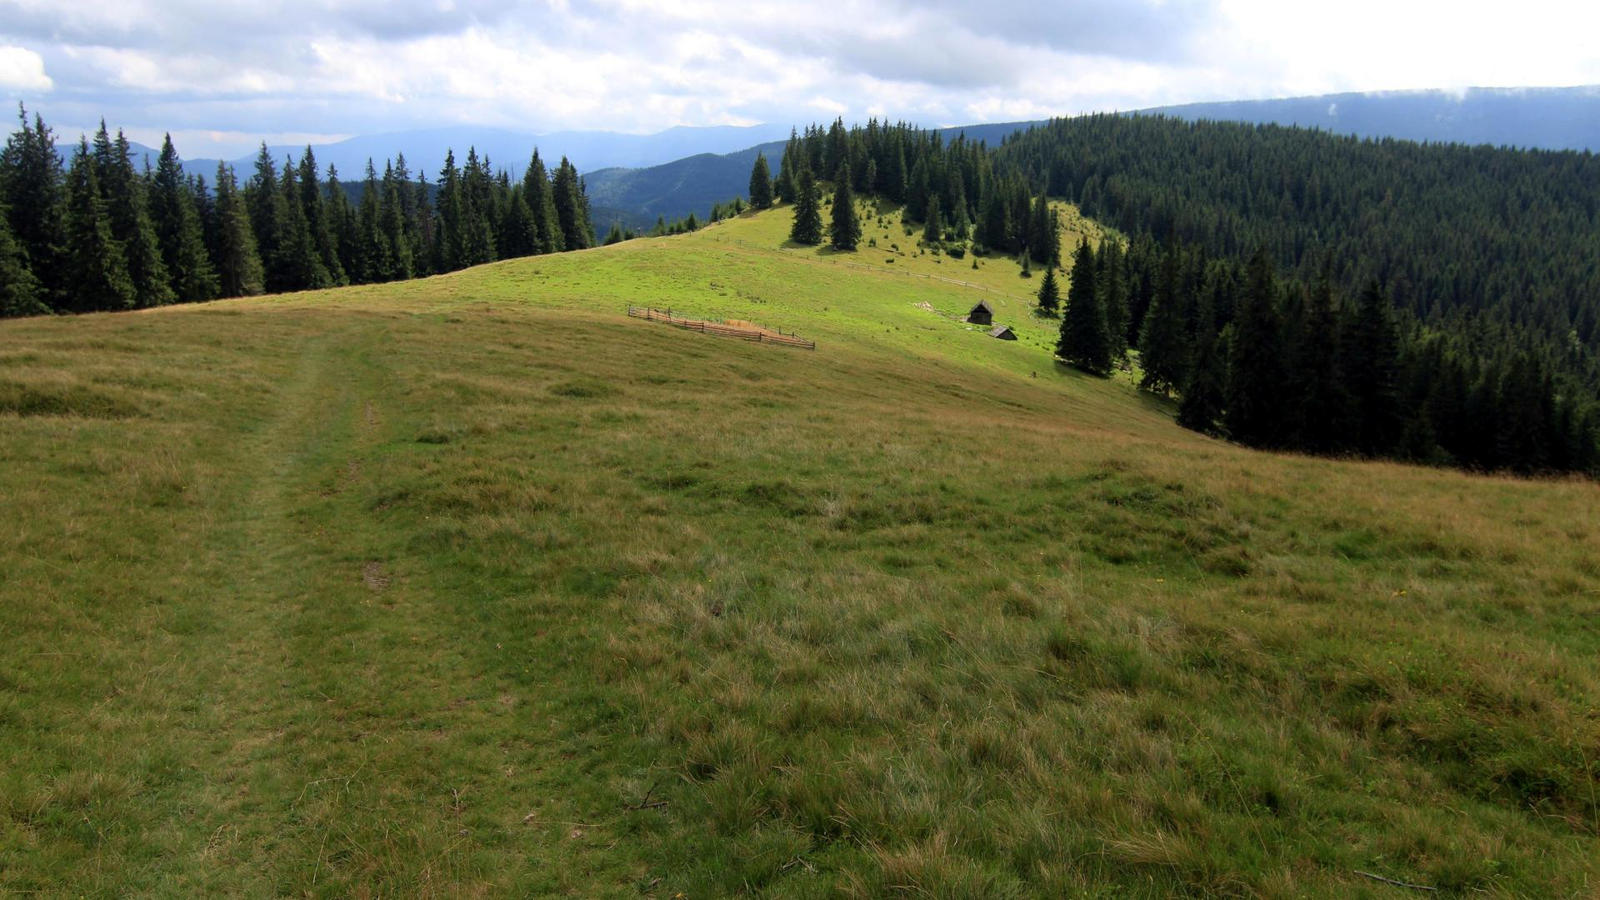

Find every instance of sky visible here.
[2,0,1598,159]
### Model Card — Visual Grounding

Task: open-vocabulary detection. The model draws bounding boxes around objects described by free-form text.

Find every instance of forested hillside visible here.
[989,114,1600,473]
[0,108,597,316]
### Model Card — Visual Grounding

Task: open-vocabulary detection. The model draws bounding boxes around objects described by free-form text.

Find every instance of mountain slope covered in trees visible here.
[990,114,1600,473]
[0,108,598,315]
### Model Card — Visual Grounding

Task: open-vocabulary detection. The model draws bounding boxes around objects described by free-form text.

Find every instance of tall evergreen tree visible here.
[1035,264,1059,315]
[244,144,286,290]
[274,160,329,291]
[789,168,823,245]
[380,164,414,279]
[775,131,801,204]
[523,150,560,254]
[829,163,861,251]
[974,191,1005,253]
[1342,280,1402,455]
[324,164,359,281]
[1029,195,1055,263]
[1057,239,1112,374]
[0,203,44,316]
[748,152,774,210]
[297,148,346,285]
[355,161,389,282]
[212,163,264,297]
[1138,244,1188,393]
[458,148,497,266]
[922,194,942,243]
[436,149,463,271]
[1291,271,1351,452]
[149,135,218,303]
[96,126,173,308]
[1177,286,1226,434]
[499,184,537,259]
[62,139,135,312]
[1097,239,1127,357]
[550,156,592,252]
[0,106,66,307]
[1225,250,1287,446]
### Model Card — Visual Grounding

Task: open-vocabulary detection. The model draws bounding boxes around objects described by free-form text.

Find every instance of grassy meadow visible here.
[2,203,1598,897]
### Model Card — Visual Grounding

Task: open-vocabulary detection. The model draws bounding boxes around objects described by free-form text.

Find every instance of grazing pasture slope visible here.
[2,206,1597,897]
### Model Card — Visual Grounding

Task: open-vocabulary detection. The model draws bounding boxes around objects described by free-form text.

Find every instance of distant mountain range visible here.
[174,123,797,182]
[1142,85,1600,152]
[123,85,1599,229]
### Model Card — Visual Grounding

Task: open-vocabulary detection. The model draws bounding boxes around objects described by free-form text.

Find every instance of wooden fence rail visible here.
[626,306,816,350]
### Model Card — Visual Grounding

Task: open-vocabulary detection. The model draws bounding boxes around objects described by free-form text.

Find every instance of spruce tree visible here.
[380,165,414,280]
[922,195,942,244]
[1224,250,1287,446]
[323,164,359,282]
[775,135,799,204]
[977,191,1008,253]
[355,161,389,282]
[212,163,264,297]
[1342,280,1402,455]
[748,152,774,210]
[789,168,822,245]
[1292,271,1351,452]
[1138,245,1188,393]
[62,139,136,312]
[458,148,496,266]
[151,135,218,303]
[1029,195,1054,263]
[523,150,560,254]
[829,164,861,251]
[499,186,537,259]
[436,149,463,270]
[244,144,286,290]
[274,160,329,290]
[1097,239,1127,357]
[1057,239,1112,374]
[96,127,173,308]
[0,204,44,316]
[550,157,592,251]
[906,158,930,222]
[1177,287,1226,433]
[1035,264,1059,315]
[298,148,346,284]
[0,106,66,308]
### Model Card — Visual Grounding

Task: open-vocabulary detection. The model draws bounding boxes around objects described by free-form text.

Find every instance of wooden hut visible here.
[988,325,1017,341]
[966,300,994,325]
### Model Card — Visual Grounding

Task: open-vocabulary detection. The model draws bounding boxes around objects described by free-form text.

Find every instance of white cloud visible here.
[0,45,51,92]
[1,0,1597,151]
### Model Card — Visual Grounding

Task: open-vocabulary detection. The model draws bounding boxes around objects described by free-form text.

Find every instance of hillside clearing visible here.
[2,206,1597,897]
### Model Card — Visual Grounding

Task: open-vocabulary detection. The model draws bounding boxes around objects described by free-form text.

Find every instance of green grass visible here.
[2,204,1598,897]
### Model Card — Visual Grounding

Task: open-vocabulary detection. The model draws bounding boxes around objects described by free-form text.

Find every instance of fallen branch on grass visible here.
[1355,870,1437,892]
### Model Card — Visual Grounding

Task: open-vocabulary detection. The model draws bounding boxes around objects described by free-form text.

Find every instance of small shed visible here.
[966,300,994,326]
[989,325,1017,341]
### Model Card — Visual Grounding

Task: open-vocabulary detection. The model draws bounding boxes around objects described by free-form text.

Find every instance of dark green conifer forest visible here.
[0,106,596,314]
[991,114,1600,474]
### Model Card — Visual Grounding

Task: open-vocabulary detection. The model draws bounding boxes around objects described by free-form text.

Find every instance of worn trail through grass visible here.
[3,205,1599,896]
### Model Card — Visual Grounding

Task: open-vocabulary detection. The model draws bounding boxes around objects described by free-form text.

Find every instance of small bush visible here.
[947,245,966,259]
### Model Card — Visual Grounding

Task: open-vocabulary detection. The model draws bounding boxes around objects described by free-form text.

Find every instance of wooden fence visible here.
[626,306,816,350]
